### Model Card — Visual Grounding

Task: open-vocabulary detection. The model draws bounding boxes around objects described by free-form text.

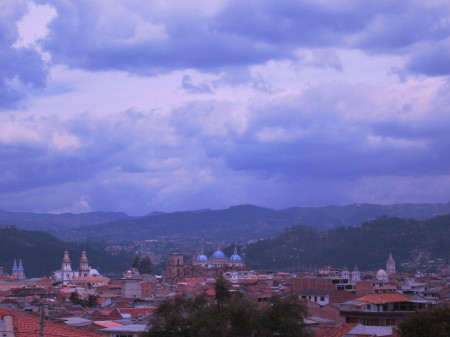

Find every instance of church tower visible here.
[62,250,72,271]
[386,253,396,274]
[166,253,185,282]
[79,250,90,277]
[11,259,26,280]
[341,265,349,279]
[351,265,361,281]
[62,250,73,282]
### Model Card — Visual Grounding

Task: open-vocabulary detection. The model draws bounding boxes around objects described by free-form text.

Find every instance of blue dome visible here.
[230,254,242,261]
[196,254,208,261]
[212,250,226,259]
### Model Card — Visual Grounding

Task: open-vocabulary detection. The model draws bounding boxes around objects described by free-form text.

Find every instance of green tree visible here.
[85,294,98,308]
[131,255,140,268]
[399,304,450,337]
[147,294,208,337]
[258,294,311,337]
[69,291,80,305]
[145,277,310,337]
[139,255,153,274]
[226,294,260,337]
[215,275,231,311]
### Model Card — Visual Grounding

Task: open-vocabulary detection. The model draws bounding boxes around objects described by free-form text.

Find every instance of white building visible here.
[52,250,101,284]
[386,253,396,274]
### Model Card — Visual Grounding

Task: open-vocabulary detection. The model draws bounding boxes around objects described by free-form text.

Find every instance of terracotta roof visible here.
[0,307,102,337]
[93,320,124,328]
[354,292,412,304]
[71,277,110,283]
[118,307,157,318]
[0,285,23,290]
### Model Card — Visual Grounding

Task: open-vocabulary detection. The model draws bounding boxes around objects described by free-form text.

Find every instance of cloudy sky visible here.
[1,0,449,215]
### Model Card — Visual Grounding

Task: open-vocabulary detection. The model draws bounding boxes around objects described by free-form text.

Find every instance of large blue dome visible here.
[196,254,208,261]
[212,250,226,259]
[230,253,242,261]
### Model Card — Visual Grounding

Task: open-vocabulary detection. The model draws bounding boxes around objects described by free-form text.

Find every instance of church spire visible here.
[79,250,89,276]
[62,250,72,271]
[386,253,396,274]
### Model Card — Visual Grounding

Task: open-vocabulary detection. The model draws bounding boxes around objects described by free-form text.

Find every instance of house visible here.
[0,307,102,337]
[338,292,431,326]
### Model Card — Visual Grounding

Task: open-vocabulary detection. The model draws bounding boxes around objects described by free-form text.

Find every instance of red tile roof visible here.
[93,320,124,328]
[0,307,102,337]
[354,292,412,304]
[71,277,110,283]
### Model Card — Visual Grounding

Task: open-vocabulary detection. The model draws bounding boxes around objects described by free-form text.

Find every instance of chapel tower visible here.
[386,253,396,275]
[79,250,90,277]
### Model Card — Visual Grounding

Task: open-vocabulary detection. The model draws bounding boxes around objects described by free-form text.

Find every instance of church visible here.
[52,250,101,284]
[166,246,249,282]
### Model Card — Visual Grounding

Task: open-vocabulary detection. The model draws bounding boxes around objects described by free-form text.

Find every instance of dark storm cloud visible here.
[36,0,450,78]
[38,0,289,74]
[0,2,48,109]
[354,2,450,52]
[214,0,379,45]
[406,40,450,76]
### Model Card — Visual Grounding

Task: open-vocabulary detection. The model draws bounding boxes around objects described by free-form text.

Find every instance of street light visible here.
[39,281,63,337]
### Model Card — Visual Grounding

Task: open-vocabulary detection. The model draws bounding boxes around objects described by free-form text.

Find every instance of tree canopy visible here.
[145,277,310,337]
[399,304,450,337]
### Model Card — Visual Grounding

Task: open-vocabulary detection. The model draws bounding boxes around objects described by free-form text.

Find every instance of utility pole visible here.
[39,281,63,337]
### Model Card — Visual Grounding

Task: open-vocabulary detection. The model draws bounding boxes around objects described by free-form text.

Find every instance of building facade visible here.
[166,246,248,282]
[52,250,101,284]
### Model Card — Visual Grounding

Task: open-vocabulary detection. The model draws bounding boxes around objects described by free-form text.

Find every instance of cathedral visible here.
[166,246,248,282]
[52,250,101,284]
[11,259,26,280]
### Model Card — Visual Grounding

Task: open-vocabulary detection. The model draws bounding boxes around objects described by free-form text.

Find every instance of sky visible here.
[1,0,450,215]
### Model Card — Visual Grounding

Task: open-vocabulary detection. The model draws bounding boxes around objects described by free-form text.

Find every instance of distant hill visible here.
[73,203,450,242]
[244,215,450,272]
[0,210,132,234]
[0,227,133,277]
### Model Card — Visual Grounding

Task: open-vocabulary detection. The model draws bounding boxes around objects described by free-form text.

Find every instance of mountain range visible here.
[1,203,450,242]
[49,202,450,241]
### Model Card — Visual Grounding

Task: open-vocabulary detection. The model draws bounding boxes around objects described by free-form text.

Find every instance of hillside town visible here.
[0,247,449,337]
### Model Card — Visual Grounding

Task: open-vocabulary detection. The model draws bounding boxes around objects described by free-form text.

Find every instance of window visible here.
[320,296,325,301]
[116,334,133,337]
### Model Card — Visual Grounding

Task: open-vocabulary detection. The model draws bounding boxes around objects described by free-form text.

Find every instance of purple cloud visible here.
[0,2,47,109]
[0,1,449,215]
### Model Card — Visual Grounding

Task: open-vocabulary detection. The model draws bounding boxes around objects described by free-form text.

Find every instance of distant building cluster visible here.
[0,248,449,337]
[166,246,247,282]
[52,250,102,284]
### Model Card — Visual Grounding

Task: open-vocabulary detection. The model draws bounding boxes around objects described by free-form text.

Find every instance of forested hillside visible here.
[0,227,133,277]
[245,215,450,271]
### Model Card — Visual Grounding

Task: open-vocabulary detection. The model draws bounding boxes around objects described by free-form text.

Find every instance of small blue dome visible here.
[212,250,226,259]
[230,254,242,261]
[196,254,208,261]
